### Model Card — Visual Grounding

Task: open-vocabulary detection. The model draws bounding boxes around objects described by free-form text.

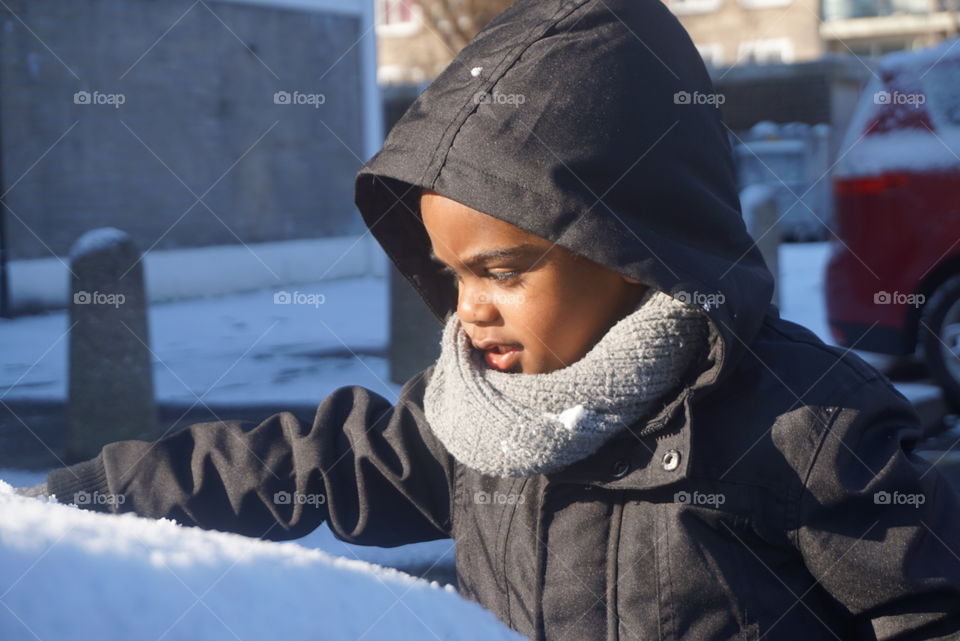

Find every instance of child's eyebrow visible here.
[428,243,541,269]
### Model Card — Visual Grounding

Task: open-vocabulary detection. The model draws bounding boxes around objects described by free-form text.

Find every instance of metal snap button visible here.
[611,459,631,478]
[661,449,681,471]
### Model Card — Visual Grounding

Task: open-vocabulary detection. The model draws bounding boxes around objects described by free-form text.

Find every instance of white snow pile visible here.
[0,482,524,641]
[67,227,131,261]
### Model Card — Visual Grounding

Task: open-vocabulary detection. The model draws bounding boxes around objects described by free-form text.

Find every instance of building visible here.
[668,0,825,67]
[376,0,462,85]
[821,0,959,57]
[375,0,960,82]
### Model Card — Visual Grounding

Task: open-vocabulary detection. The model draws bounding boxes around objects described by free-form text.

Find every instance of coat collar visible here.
[546,386,694,490]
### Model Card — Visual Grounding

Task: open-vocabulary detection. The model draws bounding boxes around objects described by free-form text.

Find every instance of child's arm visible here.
[43,365,455,544]
[796,376,960,639]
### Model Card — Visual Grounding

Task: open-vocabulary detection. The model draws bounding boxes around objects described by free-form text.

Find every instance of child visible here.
[22,0,960,638]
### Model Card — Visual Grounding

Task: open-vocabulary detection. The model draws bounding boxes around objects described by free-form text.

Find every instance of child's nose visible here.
[457,286,499,324]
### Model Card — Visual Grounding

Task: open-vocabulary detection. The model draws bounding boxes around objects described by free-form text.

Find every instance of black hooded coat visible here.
[47,0,960,639]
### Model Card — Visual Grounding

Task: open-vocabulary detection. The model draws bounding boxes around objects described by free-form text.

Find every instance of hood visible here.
[354,0,776,396]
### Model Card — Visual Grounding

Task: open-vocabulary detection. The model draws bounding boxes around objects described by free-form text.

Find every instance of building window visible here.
[666,0,723,15]
[738,38,795,64]
[376,0,422,36]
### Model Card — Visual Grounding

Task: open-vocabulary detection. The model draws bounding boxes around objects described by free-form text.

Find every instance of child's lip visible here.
[483,345,522,371]
[471,339,522,352]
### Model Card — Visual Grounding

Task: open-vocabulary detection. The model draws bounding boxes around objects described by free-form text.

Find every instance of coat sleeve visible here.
[796,375,960,640]
[45,365,456,544]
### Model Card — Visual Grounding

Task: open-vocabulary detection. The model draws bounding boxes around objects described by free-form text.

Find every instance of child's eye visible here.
[487,271,519,282]
[438,266,520,285]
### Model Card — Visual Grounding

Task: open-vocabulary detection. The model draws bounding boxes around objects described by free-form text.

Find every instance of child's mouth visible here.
[482,344,522,372]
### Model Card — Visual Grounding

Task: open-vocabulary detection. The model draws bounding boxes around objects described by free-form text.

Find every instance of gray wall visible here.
[1,0,366,260]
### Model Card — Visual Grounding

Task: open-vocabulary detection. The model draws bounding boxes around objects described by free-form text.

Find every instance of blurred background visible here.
[1,0,959,584]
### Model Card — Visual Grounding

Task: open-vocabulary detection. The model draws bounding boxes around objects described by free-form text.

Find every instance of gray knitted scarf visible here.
[422,288,711,478]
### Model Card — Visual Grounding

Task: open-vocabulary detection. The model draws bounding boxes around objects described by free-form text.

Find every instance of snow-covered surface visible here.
[835,38,960,177]
[0,482,520,641]
[0,468,456,570]
[0,275,402,406]
[67,227,130,261]
[739,183,776,214]
[879,36,960,73]
[837,130,960,176]
[9,234,386,313]
[777,242,832,341]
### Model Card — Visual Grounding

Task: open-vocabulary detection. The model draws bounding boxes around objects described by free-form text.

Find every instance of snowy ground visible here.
[0,464,456,571]
[0,482,521,641]
[0,276,401,407]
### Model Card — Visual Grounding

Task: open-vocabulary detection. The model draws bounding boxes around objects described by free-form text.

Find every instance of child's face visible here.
[420,189,648,374]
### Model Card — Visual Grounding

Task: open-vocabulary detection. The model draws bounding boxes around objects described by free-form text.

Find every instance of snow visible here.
[0,466,455,571]
[543,404,588,431]
[0,482,523,641]
[834,37,960,177]
[739,183,777,226]
[836,129,960,176]
[0,276,401,406]
[777,242,832,341]
[9,234,385,313]
[66,227,130,261]
[879,36,960,74]
[739,183,775,208]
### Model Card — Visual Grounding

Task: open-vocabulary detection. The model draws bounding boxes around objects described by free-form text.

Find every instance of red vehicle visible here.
[827,37,960,410]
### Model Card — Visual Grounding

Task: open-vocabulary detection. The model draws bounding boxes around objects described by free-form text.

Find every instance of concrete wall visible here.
[1,0,372,262]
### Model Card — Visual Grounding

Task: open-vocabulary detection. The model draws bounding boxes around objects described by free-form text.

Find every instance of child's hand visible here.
[13,482,49,499]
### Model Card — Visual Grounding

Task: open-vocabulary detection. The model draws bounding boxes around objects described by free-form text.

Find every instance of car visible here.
[826,36,960,410]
